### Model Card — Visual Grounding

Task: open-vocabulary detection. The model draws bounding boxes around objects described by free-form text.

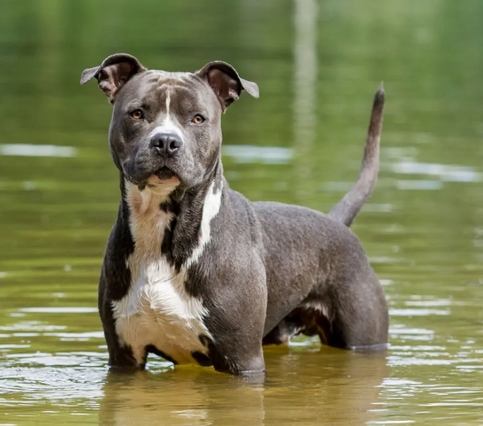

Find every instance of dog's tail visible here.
[328,85,385,227]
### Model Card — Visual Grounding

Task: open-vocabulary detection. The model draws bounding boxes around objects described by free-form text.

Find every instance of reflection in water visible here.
[222,145,293,165]
[293,0,318,202]
[99,369,265,426]
[390,160,482,183]
[0,144,78,158]
[99,348,387,426]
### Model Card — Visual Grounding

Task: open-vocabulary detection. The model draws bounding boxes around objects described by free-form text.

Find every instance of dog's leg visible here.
[96,203,146,370]
[209,341,265,376]
[205,306,267,375]
[262,313,303,345]
[196,266,267,375]
[315,268,389,350]
[98,274,141,370]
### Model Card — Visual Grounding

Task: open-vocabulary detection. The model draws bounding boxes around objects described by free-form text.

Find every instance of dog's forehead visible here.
[125,70,212,107]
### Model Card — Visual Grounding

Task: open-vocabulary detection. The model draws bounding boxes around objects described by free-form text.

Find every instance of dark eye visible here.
[130,109,144,120]
[192,114,205,124]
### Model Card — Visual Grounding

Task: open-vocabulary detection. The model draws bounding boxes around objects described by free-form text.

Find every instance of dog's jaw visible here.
[146,175,180,194]
[125,177,179,216]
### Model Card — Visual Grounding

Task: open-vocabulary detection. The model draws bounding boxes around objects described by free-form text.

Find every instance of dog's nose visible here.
[149,133,183,157]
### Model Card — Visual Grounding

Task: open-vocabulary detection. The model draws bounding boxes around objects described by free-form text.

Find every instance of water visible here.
[1,0,483,424]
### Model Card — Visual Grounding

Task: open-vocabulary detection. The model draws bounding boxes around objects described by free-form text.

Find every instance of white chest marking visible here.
[112,179,222,365]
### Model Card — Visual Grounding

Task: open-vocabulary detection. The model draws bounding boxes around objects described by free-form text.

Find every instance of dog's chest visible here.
[111,183,212,365]
[112,259,210,365]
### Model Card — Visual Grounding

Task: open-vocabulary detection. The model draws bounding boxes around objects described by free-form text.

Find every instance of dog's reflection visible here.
[99,346,388,426]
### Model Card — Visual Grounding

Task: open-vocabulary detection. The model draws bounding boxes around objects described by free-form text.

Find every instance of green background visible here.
[0,0,482,424]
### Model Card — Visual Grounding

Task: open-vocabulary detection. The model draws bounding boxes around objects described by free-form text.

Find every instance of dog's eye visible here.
[192,114,205,124]
[130,109,144,120]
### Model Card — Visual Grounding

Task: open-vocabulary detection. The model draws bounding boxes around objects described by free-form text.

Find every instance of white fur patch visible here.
[186,180,223,267]
[112,179,222,365]
[149,87,184,141]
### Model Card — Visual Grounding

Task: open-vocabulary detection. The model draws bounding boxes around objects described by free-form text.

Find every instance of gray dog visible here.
[81,53,388,375]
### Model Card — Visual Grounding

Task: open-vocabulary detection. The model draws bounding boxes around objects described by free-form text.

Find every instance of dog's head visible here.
[81,53,259,190]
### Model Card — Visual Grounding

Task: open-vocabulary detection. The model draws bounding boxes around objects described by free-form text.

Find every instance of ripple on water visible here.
[0,352,108,412]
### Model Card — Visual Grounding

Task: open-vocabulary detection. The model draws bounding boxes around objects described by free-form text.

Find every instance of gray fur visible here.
[81,53,388,375]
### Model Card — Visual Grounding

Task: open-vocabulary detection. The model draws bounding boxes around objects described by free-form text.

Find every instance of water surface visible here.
[1,0,483,424]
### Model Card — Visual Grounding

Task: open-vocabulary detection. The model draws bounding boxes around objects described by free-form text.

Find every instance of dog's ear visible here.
[80,53,146,103]
[196,61,259,111]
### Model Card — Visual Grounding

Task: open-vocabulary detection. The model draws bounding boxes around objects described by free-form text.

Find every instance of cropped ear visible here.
[196,61,259,111]
[80,53,146,103]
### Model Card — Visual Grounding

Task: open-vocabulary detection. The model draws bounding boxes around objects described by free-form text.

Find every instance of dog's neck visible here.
[120,163,224,271]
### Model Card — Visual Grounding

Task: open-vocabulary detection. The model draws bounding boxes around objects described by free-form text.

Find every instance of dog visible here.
[80,53,388,375]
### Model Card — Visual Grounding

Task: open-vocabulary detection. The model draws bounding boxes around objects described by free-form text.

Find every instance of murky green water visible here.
[1,0,483,424]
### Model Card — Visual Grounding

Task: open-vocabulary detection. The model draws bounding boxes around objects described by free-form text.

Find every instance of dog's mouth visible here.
[123,161,182,191]
[142,166,181,189]
[155,167,176,181]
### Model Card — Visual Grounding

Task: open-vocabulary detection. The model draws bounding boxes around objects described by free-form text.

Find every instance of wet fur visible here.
[83,54,388,375]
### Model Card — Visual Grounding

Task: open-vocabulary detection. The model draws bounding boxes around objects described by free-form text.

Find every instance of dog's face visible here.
[81,54,259,190]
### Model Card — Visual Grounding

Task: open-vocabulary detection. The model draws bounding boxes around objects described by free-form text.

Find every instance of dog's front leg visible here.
[98,268,142,371]
[210,339,265,376]
[202,273,267,376]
